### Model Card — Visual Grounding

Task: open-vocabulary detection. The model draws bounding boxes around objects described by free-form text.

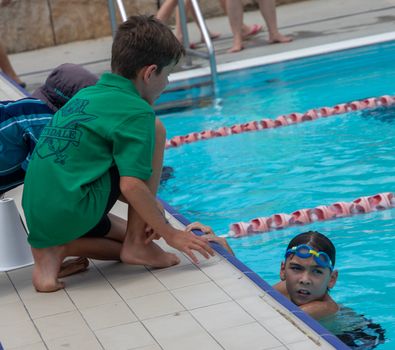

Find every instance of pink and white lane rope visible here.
[165,94,395,149]
[228,192,395,238]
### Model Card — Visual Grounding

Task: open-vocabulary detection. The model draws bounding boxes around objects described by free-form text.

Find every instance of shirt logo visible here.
[35,99,96,165]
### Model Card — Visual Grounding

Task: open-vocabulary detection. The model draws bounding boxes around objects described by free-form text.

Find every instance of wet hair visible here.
[286,231,336,267]
[111,15,185,79]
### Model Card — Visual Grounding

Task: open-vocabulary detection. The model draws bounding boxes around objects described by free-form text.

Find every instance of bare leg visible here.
[226,0,244,52]
[120,118,180,268]
[0,42,23,85]
[120,207,180,268]
[256,0,292,43]
[31,245,66,293]
[32,215,125,292]
[175,1,220,46]
[156,0,178,22]
[219,0,256,38]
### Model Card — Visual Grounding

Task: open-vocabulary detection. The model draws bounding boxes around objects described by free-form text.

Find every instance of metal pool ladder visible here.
[107,0,219,97]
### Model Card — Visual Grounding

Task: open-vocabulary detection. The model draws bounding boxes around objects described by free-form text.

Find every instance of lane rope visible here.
[227,192,395,238]
[165,94,395,149]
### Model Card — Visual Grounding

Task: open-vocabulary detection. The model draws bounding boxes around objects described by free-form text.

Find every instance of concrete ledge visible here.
[1,0,303,53]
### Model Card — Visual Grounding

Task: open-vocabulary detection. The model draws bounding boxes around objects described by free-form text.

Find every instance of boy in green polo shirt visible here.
[22,15,214,293]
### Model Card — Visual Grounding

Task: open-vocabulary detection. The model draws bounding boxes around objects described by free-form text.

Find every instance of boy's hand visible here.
[164,229,215,264]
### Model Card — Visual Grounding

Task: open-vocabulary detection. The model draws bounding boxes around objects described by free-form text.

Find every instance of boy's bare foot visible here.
[120,241,180,268]
[268,33,293,44]
[31,246,65,292]
[58,257,89,278]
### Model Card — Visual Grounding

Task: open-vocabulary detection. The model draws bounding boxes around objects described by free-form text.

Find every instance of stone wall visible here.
[0,0,300,53]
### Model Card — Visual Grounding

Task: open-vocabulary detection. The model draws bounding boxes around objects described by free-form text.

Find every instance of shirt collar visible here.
[98,73,140,96]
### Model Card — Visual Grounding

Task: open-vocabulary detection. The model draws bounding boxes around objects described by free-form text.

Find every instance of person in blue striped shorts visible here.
[0,63,98,195]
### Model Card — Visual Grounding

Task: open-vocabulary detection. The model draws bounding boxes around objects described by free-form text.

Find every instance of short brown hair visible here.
[111,15,185,79]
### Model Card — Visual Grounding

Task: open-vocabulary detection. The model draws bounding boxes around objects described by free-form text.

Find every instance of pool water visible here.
[158,40,395,349]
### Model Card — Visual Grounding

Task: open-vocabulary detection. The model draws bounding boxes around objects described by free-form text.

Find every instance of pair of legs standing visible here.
[156,0,257,48]
[226,0,292,52]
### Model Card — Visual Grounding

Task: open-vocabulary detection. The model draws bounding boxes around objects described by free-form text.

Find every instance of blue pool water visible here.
[158,41,395,349]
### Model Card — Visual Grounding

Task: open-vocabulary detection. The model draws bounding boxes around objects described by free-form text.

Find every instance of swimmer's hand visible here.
[186,222,235,256]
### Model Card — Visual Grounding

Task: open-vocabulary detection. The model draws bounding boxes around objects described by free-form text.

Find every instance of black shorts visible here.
[0,168,25,195]
[82,167,121,238]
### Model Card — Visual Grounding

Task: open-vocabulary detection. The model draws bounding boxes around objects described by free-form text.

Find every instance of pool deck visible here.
[1,0,394,349]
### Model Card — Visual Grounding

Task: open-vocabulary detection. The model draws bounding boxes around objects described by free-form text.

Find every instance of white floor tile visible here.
[80,301,138,330]
[0,320,42,349]
[34,310,92,341]
[191,301,254,332]
[0,301,31,326]
[172,281,231,309]
[259,316,310,345]
[95,322,157,350]
[110,272,167,299]
[212,322,283,350]
[153,264,210,290]
[9,342,47,350]
[132,345,163,350]
[0,273,19,306]
[159,333,223,350]
[23,292,76,319]
[199,260,242,280]
[143,311,206,341]
[126,291,185,320]
[237,295,284,321]
[287,339,325,349]
[45,332,103,350]
[215,275,264,300]
[66,283,122,309]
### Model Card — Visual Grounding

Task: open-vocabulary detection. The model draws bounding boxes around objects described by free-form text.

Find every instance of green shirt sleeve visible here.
[110,113,155,180]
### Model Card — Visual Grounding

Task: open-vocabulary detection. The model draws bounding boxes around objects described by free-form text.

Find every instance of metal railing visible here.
[107,0,218,96]
[178,0,218,95]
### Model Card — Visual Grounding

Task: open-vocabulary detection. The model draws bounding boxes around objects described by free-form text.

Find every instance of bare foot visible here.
[58,257,89,278]
[120,241,180,268]
[189,32,221,49]
[242,24,263,40]
[31,246,65,292]
[268,33,293,44]
[227,44,244,53]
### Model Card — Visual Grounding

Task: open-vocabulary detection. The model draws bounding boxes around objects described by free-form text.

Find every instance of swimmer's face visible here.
[280,254,338,306]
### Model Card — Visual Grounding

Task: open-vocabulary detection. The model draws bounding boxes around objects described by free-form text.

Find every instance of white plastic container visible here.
[0,197,33,271]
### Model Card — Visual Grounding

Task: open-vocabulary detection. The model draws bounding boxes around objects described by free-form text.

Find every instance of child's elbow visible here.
[119,176,143,196]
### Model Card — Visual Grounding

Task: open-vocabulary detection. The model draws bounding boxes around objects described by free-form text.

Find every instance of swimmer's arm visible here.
[272,282,338,320]
[299,294,339,320]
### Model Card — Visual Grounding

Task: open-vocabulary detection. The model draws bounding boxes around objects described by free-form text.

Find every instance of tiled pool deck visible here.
[2,184,343,350]
[1,0,394,348]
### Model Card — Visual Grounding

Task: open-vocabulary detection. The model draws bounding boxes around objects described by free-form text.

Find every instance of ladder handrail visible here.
[107,0,218,95]
[178,0,218,95]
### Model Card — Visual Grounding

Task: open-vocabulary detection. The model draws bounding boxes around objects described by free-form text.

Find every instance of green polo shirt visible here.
[22,73,155,248]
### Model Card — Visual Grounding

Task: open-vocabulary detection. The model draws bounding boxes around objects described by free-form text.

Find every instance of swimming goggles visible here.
[285,244,334,271]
